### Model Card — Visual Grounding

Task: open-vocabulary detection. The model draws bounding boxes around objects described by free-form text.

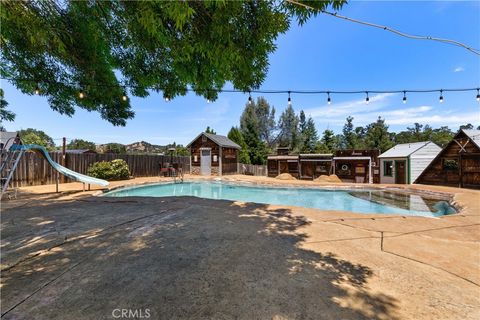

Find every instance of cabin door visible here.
[200,149,211,176]
[395,161,406,184]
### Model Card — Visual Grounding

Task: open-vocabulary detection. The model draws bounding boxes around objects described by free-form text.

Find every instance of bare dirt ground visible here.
[1,175,479,319]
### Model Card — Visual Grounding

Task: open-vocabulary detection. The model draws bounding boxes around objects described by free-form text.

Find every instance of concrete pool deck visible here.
[1,175,479,319]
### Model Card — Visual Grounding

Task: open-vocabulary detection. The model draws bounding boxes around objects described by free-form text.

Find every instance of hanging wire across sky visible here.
[286,0,480,56]
[2,76,480,104]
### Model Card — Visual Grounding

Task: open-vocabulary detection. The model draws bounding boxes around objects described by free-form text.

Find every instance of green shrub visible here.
[87,159,130,180]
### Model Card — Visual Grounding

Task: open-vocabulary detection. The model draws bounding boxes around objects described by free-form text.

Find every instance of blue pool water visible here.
[104,182,456,217]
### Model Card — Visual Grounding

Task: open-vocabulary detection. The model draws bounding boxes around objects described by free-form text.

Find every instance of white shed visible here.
[379,141,441,184]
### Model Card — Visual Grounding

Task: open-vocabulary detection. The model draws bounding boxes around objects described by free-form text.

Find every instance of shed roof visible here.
[378,141,436,158]
[267,155,299,160]
[299,153,333,158]
[187,132,241,149]
[462,129,480,149]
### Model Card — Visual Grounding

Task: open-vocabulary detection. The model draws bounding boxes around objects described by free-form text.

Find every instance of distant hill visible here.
[126,141,166,154]
[95,141,183,154]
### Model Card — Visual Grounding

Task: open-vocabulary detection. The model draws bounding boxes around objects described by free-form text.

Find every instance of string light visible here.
[121,90,128,101]
[402,91,407,104]
[365,91,369,104]
[6,77,479,103]
[248,91,252,105]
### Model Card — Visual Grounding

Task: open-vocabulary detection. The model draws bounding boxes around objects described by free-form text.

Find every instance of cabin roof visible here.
[299,153,333,158]
[267,155,299,160]
[378,141,437,158]
[462,129,480,149]
[187,132,241,149]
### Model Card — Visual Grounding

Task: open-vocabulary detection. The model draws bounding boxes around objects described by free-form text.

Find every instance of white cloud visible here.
[453,66,465,72]
[305,93,395,121]
[305,90,479,130]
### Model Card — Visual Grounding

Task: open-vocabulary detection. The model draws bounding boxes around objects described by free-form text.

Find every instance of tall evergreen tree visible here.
[255,97,277,147]
[364,117,394,152]
[277,105,300,150]
[316,129,336,153]
[301,116,318,153]
[342,116,357,149]
[243,121,268,165]
[239,100,268,164]
[227,126,250,164]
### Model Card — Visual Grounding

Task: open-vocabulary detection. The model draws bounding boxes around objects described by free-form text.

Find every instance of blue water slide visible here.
[10,144,109,187]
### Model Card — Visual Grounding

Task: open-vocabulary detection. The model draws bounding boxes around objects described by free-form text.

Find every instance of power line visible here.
[286,0,480,56]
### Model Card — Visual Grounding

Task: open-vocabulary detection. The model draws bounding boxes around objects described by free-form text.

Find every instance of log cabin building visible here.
[415,129,480,189]
[187,132,240,176]
[267,148,379,183]
[333,149,380,183]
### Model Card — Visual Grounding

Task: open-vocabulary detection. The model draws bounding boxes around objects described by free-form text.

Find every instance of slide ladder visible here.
[1,146,24,194]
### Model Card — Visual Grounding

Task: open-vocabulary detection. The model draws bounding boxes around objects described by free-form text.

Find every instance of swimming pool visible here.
[103,181,456,217]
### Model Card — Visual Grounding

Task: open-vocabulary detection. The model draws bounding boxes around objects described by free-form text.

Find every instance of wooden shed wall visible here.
[189,137,220,167]
[415,132,480,189]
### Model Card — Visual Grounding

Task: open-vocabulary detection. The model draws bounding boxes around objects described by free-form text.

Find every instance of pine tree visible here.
[316,129,336,153]
[227,126,251,164]
[205,126,216,134]
[277,105,300,150]
[342,116,357,149]
[301,116,318,153]
[364,117,394,152]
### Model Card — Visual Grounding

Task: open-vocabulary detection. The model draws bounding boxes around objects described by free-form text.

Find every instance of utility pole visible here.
[61,137,66,183]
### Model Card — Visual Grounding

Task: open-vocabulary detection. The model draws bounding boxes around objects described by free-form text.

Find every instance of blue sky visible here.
[2,1,479,146]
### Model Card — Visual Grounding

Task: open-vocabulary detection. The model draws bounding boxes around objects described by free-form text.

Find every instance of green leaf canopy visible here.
[0,0,345,126]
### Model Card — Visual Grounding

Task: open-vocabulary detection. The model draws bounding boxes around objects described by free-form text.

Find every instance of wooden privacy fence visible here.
[9,152,190,187]
[237,163,267,176]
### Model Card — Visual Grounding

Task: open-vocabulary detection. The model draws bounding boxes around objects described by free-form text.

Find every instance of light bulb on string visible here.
[365,92,369,104]
[402,91,407,104]
[476,89,480,102]
[439,90,444,103]
[34,84,40,95]
[327,92,331,105]
[79,90,85,99]
[288,91,291,106]
[121,90,128,102]
[248,91,252,105]
[164,96,170,102]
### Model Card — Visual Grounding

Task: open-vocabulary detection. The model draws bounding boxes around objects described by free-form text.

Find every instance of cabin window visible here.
[443,159,458,170]
[383,161,393,176]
